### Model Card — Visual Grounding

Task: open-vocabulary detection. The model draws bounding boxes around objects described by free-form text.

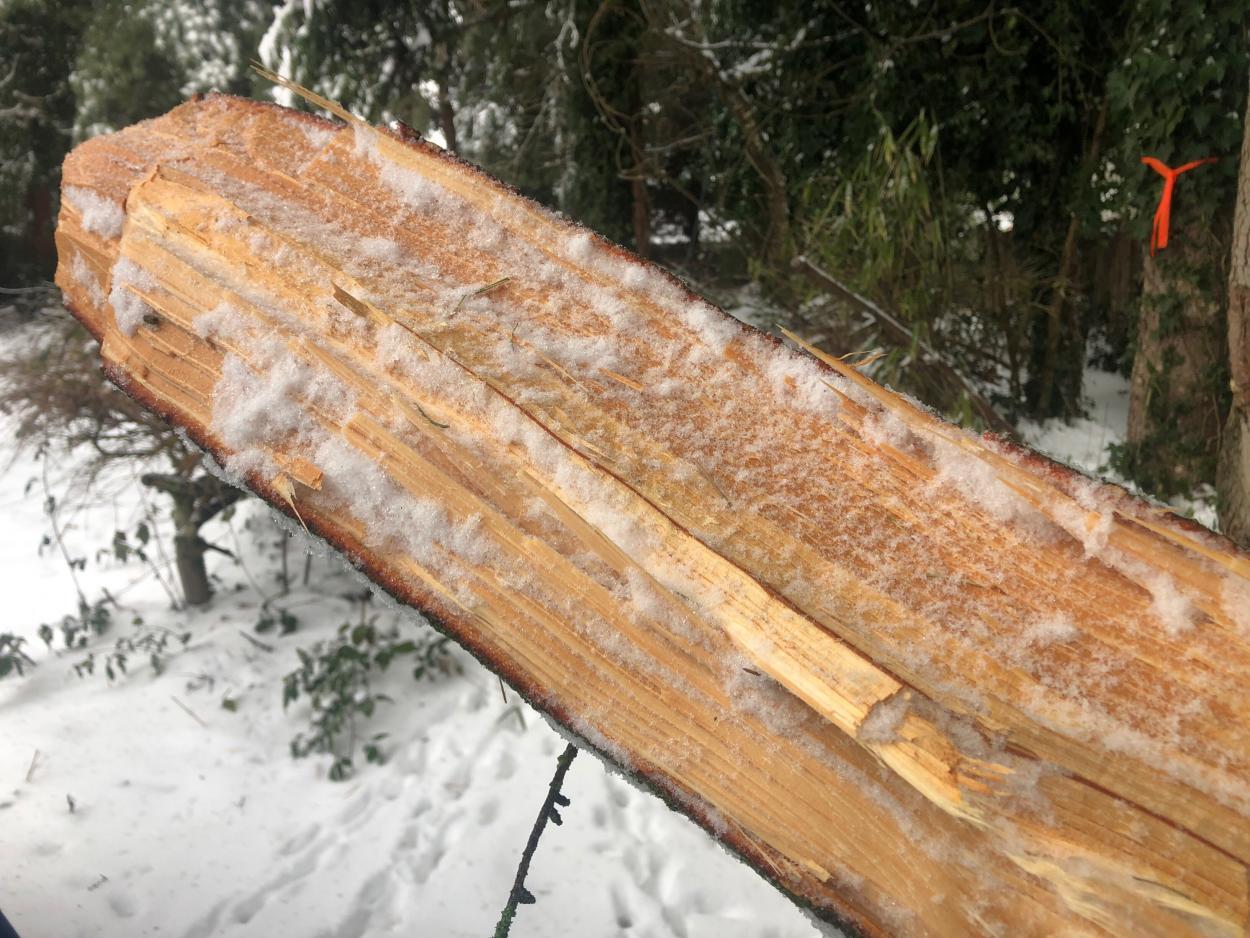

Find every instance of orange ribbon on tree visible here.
[1141,156,1217,255]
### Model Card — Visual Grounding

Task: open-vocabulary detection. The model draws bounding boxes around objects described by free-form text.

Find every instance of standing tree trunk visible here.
[1218,81,1250,546]
[436,75,458,155]
[1030,98,1108,420]
[141,473,244,606]
[626,65,650,259]
[718,80,791,267]
[1123,219,1229,497]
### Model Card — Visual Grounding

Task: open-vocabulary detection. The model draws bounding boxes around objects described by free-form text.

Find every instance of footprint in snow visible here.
[338,789,373,824]
[494,748,517,780]
[280,822,321,855]
[609,883,634,929]
[442,761,473,798]
[181,899,226,938]
[106,889,137,918]
[398,738,428,774]
[397,823,420,851]
[324,871,397,938]
[404,809,464,885]
[477,797,499,825]
[231,849,319,923]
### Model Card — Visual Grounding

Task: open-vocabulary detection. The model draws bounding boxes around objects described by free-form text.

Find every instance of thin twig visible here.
[238,630,275,653]
[452,276,511,314]
[41,456,88,610]
[493,743,578,938]
[25,749,39,783]
[131,465,184,609]
[791,255,1012,433]
[170,695,208,728]
[225,514,272,603]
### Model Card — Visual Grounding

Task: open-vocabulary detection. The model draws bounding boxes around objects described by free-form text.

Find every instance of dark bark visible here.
[1034,215,1081,417]
[630,174,651,259]
[719,80,791,267]
[627,69,651,259]
[173,527,212,607]
[24,182,57,279]
[1218,79,1250,547]
[436,75,458,155]
[140,472,245,605]
[1219,411,1250,546]
[1030,98,1108,420]
[1124,222,1228,497]
[1088,229,1139,369]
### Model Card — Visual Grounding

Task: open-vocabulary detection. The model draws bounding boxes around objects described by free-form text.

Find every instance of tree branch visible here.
[492,742,578,937]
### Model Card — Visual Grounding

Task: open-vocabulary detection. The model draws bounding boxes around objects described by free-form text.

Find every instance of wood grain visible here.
[54,93,1250,937]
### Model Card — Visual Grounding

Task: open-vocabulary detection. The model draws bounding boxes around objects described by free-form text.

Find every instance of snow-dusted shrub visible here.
[37,597,112,652]
[283,616,458,781]
[0,633,35,679]
[71,621,191,681]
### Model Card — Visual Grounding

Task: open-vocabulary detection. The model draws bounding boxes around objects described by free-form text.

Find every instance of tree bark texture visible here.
[141,472,243,605]
[1126,221,1228,496]
[436,76,458,156]
[1218,78,1250,547]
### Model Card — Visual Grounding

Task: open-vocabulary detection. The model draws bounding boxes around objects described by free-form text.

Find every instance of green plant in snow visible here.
[254,602,299,635]
[37,597,113,652]
[71,621,191,681]
[283,615,457,781]
[0,633,35,679]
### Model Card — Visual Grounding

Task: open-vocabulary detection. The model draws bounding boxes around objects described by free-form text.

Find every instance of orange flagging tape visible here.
[1141,156,1217,255]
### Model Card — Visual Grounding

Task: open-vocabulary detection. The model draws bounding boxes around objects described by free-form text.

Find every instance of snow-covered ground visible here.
[1016,367,1131,477]
[1016,366,1218,528]
[0,443,823,937]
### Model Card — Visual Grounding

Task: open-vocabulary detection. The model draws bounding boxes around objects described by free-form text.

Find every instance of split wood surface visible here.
[55,93,1250,937]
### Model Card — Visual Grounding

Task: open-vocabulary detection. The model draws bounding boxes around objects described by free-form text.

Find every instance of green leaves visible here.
[284,615,458,781]
[70,622,191,683]
[105,523,152,565]
[0,634,35,679]
[255,605,299,635]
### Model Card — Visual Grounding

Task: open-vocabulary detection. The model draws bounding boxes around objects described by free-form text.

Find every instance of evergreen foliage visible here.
[283,611,458,780]
[0,0,87,285]
[3,0,1247,526]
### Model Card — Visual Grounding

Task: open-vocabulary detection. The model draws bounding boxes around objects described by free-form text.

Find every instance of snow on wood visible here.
[53,90,1250,938]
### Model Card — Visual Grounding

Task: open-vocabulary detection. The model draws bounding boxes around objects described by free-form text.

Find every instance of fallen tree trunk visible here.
[53,89,1250,937]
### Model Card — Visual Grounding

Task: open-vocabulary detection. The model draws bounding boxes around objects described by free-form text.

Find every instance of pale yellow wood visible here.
[54,94,1250,937]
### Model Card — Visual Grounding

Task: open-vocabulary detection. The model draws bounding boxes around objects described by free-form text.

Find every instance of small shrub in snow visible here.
[72,622,192,681]
[37,597,113,651]
[0,633,35,679]
[283,616,457,780]
[254,602,300,635]
[100,523,152,565]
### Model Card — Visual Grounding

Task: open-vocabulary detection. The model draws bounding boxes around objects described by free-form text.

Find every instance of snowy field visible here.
[0,351,1208,938]
[0,445,823,934]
